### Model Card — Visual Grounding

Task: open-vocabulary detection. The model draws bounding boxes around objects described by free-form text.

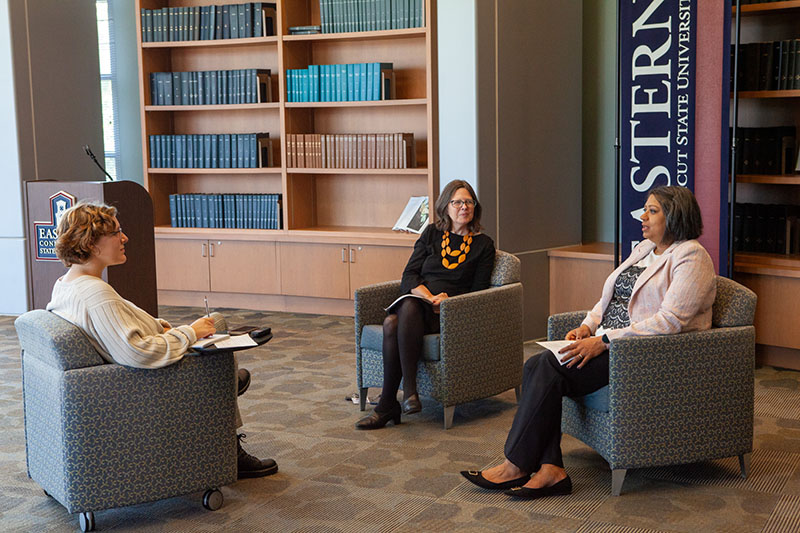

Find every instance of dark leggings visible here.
[376,297,440,412]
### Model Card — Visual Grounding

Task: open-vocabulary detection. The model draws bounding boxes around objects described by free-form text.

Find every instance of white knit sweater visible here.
[47,275,197,368]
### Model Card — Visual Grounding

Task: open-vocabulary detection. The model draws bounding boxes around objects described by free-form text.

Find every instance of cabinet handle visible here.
[201,243,207,257]
[209,242,215,257]
[350,248,355,263]
[342,248,347,263]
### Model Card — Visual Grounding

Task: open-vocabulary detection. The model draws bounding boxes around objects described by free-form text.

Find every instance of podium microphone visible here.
[83,145,114,182]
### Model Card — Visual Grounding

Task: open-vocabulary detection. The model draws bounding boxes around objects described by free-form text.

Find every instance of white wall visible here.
[0,0,28,315]
[437,0,477,193]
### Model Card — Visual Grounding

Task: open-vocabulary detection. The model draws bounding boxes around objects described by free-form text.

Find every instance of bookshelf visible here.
[731,0,800,368]
[136,0,435,315]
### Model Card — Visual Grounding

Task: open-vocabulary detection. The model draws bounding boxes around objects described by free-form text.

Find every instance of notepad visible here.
[536,340,576,366]
[213,334,258,349]
[191,333,230,349]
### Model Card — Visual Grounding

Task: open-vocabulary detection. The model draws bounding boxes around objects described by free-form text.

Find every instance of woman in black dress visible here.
[355,180,496,429]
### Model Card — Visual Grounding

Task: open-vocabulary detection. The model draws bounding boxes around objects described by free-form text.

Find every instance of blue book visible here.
[337,64,346,101]
[253,3,263,37]
[359,63,368,101]
[210,70,218,104]
[210,135,218,168]
[346,64,354,101]
[229,4,238,38]
[202,135,211,167]
[309,64,320,102]
[169,195,177,227]
[243,3,250,37]
[214,5,222,39]
[353,63,360,100]
[222,5,230,39]
[148,135,156,168]
[186,134,194,168]
[223,134,231,168]
[236,134,243,168]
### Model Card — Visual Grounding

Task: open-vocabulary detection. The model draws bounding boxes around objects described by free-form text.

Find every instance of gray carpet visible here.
[1,306,799,532]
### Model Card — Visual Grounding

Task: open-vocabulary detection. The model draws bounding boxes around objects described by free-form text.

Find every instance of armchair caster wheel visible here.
[203,488,223,511]
[79,511,95,532]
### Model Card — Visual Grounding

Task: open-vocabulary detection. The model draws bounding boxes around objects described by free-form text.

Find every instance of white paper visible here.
[212,334,258,349]
[192,333,230,349]
[536,340,577,366]
[384,293,431,312]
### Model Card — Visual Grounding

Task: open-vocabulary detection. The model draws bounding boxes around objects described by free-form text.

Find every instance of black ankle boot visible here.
[355,403,402,430]
[237,433,277,478]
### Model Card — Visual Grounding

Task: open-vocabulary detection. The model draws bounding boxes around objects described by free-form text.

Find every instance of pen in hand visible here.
[204,296,210,317]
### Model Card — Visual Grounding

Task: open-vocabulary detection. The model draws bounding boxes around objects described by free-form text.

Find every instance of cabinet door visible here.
[209,240,279,295]
[155,239,210,292]
[279,242,350,299]
[348,245,412,292]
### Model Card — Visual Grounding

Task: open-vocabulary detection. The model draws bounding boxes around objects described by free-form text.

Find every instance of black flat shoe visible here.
[503,476,572,499]
[237,368,251,397]
[460,470,531,490]
[401,394,422,414]
[355,405,401,430]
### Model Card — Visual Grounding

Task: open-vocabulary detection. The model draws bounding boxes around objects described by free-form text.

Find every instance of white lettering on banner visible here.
[631,0,670,36]
[631,79,671,118]
[631,164,671,192]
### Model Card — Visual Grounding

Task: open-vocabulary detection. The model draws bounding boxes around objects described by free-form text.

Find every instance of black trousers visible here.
[504,350,609,472]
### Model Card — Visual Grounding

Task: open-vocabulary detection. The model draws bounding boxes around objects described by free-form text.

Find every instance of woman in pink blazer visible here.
[461,186,716,500]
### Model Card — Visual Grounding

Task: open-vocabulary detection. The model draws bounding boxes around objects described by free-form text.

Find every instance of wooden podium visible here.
[25,180,158,315]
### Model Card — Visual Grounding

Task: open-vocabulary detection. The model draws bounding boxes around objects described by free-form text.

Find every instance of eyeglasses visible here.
[449,199,475,209]
[108,227,124,237]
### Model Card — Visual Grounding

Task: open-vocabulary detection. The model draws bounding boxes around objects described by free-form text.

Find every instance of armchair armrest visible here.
[436,283,524,405]
[547,311,588,341]
[354,280,403,345]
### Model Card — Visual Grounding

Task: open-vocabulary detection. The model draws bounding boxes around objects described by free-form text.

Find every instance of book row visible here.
[149,69,272,106]
[731,126,796,175]
[149,134,274,169]
[286,133,416,169]
[318,0,425,33]
[734,203,800,255]
[169,193,282,230]
[286,63,394,102]
[732,40,800,91]
[140,3,275,43]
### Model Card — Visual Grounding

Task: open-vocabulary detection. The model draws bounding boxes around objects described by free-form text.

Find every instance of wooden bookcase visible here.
[732,0,800,368]
[136,0,437,315]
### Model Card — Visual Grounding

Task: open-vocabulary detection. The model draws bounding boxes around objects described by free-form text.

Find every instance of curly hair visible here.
[55,201,118,267]
[434,179,483,233]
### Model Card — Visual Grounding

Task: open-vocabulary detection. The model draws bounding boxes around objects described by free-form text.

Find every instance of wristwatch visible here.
[601,333,610,346]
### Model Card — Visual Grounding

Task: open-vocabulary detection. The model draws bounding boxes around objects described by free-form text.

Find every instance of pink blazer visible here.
[581,239,716,341]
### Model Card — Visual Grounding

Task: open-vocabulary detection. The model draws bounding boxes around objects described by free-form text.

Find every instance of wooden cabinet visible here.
[137,0,434,313]
[156,238,278,295]
[280,242,410,299]
[730,1,800,368]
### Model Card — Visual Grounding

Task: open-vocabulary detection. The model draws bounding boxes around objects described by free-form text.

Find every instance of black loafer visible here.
[401,394,422,414]
[237,368,251,397]
[460,470,531,490]
[504,476,572,499]
[355,404,401,430]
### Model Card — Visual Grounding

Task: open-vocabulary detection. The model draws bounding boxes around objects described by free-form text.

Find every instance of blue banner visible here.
[619,0,697,260]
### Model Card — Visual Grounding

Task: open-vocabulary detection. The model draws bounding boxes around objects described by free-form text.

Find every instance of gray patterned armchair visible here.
[549,276,756,496]
[15,310,237,532]
[355,250,524,429]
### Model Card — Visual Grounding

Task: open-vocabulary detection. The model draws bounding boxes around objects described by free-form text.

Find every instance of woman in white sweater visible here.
[47,201,276,478]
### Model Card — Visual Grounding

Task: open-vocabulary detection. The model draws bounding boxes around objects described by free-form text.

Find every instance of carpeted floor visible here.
[1,306,799,532]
